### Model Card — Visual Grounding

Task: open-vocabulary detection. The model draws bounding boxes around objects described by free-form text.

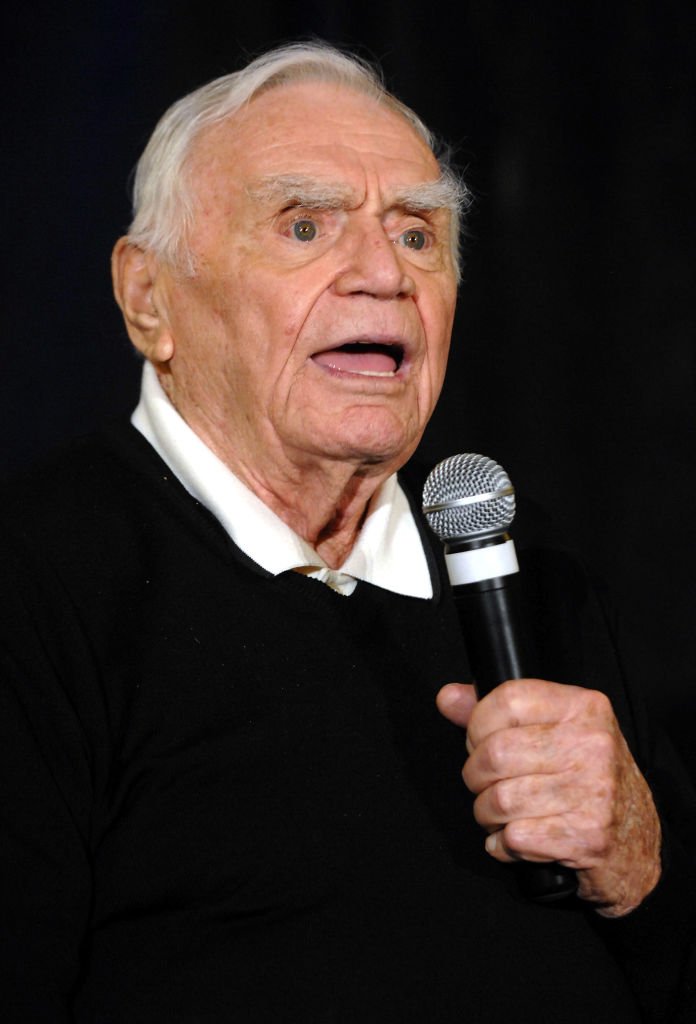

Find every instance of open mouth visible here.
[312,341,405,377]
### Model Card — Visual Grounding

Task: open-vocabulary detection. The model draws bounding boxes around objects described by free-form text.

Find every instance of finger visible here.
[471,770,590,830]
[466,679,614,749]
[436,682,477,728]
[484,815,597,867]
[463,720,617,792]
[484,829,517,863]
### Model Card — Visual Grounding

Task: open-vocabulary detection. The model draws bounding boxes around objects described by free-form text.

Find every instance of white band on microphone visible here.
[444,539,519,586]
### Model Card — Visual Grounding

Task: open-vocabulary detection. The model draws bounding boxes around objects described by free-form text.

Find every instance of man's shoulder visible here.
[1,421,159,522]
[0,421,182,565]
[0,420,242,592]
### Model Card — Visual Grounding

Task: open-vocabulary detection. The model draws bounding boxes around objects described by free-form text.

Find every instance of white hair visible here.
[127,41,469,278]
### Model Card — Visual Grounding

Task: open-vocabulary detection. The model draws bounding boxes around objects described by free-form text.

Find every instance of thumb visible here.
[436,682,478,728]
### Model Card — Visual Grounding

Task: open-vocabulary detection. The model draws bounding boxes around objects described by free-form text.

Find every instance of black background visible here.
[3,1,695,775]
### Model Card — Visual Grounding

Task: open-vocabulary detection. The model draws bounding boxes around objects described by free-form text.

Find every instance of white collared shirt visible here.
[131,362,433,598]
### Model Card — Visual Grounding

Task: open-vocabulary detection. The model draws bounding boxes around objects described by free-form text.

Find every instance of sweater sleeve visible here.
[579,581,696,1021]
[589,741,696,1021]
[0,535,98,1021]
[518,543,696,1020]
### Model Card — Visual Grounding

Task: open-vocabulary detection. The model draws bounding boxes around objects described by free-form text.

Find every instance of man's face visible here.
[156,81,458,480]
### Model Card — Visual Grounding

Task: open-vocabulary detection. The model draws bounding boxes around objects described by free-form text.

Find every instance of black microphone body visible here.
[445,532,577,902]
[448,536,531,690]
[423,454,577,904]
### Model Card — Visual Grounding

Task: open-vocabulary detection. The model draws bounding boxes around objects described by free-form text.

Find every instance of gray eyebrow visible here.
[246,175,356,209]
[390,175,467,218]
[247,172,466,218]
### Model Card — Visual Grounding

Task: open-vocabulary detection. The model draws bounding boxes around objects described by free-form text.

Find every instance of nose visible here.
[332,220,416,300]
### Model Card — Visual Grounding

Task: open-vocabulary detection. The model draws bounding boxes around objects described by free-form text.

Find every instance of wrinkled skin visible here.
[437,678,662,917]
[113,81,457,567]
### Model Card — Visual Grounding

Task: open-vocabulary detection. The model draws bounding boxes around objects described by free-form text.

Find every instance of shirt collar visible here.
[131,361,433,599]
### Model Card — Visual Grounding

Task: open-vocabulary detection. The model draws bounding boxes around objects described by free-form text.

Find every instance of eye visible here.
[291,218,318,242]
[398,228,428,251]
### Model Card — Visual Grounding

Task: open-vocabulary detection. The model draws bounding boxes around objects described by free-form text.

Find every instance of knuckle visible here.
[485,732,510,775]
[472,794,489,827]
[502,821,527,856]
[580,802,614,835]
[493,779,516,817]
[579,688,612,720]
[500,678,528,712]
[461,761,477,792]
[572,727,616,776]
[586,728,617,768]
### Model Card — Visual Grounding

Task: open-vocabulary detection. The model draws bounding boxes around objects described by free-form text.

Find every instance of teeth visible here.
[351,369,397,377]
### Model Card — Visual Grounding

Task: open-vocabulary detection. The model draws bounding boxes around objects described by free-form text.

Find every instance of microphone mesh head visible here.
[422,453,516,542]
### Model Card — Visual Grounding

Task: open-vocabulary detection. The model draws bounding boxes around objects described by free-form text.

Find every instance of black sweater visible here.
[0,423,694,1022]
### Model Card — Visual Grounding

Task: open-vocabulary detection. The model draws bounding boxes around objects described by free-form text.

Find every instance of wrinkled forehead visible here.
[186,80,442,197]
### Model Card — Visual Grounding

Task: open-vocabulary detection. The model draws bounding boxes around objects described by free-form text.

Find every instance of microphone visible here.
[422,453,577,903]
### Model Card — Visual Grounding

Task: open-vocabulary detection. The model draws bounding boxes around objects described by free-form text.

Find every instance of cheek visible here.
[421,292,456,372]
[240,267,317,341]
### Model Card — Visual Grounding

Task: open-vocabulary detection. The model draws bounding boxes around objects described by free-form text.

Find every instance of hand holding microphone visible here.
[423,454,662,910]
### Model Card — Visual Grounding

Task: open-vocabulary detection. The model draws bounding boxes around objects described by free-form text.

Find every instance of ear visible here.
[111,237,175,363]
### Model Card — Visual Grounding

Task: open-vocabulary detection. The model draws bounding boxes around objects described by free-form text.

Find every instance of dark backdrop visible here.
[3,1,695,775]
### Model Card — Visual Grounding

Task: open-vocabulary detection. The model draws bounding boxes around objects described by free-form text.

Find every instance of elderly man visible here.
[1,42,694,1022]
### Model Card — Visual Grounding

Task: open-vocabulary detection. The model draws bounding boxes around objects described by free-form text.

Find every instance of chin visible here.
[314,409,421,468]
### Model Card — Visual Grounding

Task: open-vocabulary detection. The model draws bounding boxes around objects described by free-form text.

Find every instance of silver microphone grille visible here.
[422,453,516,542]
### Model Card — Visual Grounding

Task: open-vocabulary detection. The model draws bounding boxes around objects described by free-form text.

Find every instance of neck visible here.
[234,456,391,569]
[156,371,407,567]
